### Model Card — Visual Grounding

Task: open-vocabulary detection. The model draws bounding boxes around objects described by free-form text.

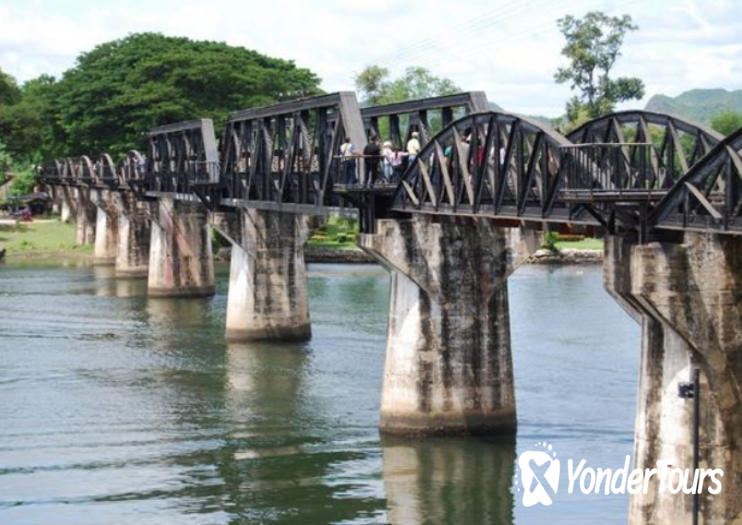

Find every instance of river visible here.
[0,262,639,524]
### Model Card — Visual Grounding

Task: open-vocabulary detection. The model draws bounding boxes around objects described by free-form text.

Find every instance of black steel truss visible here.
[219,92,366,210]
[391,111,587,224]
[360,91,489,147]
[145,119,219,199]
[568,110,722,188]
[649,128,742,234]
[39,93,742,238]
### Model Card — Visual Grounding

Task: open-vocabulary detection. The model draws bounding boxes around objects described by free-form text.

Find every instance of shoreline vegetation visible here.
[1,216,603,266]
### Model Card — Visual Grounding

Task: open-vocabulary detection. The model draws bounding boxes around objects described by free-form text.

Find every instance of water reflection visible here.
[89,265,148,298]
[382,436,515,525]
[0,263,639,524]
[145,296,216,328]
[212,342,386,523]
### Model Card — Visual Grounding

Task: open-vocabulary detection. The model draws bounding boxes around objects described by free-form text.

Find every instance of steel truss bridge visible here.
[41,91,742,239]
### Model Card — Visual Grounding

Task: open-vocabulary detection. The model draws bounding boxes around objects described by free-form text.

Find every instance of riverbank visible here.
[1,219,603,266]
[528,248,602,264]
[0,219,93,265]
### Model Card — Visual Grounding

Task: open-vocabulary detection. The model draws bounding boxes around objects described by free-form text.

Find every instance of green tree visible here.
[31,33,321,158]
[8,165,38,197]
[0,141,37,197]
[0,75,59,161]
[710,110,742,136]
[0,141,12,182]
[555,11,644,123]
[0,68,21,106]
[354,65,460,107]
[354,65,389,106]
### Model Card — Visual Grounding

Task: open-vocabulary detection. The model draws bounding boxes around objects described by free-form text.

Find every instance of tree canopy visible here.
[0,68,21,107]
[0,33,322,160]
[710,110,742,136]
[555,11,644,124]
[354,65,460,107]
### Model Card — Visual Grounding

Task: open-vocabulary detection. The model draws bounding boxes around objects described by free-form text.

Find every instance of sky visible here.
[0,0,740,117]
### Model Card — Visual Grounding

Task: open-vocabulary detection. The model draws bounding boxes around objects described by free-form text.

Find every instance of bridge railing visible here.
[146,160,220,194]
[560,143,657,197]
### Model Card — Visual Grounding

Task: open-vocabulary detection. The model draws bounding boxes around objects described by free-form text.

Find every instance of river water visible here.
[0,262,639,524]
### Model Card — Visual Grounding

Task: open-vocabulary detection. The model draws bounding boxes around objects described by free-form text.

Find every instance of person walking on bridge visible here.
[389,146,407,183]
[363,136,381,187]
[406,131,421,166]
[381,140,393,182]
[340,137,357,185]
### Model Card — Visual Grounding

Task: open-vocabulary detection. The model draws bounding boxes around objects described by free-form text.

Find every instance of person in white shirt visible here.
[340,137,357,184]
[406,131,421,166]
[381,140,394,182]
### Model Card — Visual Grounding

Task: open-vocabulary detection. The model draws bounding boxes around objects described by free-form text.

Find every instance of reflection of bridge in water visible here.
[41,90,742,524]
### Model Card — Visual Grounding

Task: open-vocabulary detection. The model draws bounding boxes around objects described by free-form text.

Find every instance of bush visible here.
[542,231,560,252]
[0,141,13,185]
[8,164,37,196]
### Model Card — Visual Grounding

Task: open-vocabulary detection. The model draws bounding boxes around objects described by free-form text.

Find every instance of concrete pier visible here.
[74,187,96,245]
[360,216,539,436]
[216,209,311,342]
[116,196,153,277]
[605,233,742,524]
[58,186,77,223]
[49,185,61,215]
[147,197,214,297]
[92,190,118,265]
[60,196,72,223]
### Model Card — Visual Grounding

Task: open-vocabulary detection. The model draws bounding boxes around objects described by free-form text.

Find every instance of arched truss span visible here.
[96,153,117,186]
[568,111,723,187]
[40,159,65,184]
[391,111,589,224]
[118,150,145,186]
[66,156,95,184]
[649,127,742,234]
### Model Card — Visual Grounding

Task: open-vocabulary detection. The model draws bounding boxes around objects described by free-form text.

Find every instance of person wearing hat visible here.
[406,131,421,166]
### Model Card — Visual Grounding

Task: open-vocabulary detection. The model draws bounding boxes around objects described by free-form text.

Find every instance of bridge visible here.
[41,91,742,524]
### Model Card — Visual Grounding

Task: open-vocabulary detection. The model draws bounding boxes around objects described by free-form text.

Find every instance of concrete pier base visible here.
[116,197,153,277]
[360,217,539,436]
[216,209,311,342]
[60,197,72,223]
[605,233,742,524]
[147,197,214,297]
[59,186,78,223]
[49,186,61,215]
[92,193,119,265]
[74,188,96,245]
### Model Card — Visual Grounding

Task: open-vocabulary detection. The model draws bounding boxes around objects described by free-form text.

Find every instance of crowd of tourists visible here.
[339,131,422,186]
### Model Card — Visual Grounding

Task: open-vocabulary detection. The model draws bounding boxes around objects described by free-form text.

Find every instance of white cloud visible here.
[0,0,740,117]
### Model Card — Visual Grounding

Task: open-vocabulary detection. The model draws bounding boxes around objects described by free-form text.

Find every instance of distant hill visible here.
[488,102,555,130]
[645,89,742,124]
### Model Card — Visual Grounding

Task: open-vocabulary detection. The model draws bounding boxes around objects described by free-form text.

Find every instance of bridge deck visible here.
[558,189,669,203]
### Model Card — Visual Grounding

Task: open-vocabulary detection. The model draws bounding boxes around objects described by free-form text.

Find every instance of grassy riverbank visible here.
[555,237,603,251]
[0,219,92,264]
[307,216,359,249]
[0,217,603,267]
